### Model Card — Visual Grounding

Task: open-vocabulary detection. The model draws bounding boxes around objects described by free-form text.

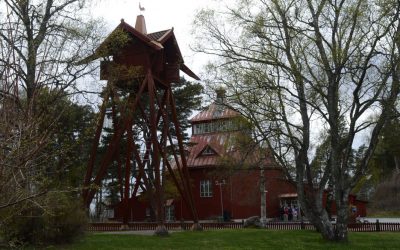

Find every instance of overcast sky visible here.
[90,0,220,76]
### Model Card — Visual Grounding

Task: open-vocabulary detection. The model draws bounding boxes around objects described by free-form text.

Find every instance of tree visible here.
[171,77,204,140]
[0,0,101,209]
[354,118,400,203]
[193,0,400,241]
[0,89,95,246]
[37,90,96,188]
[0,0,102,246]
[369,172,400,214]
[0,0,102,102]
[370,119,400,176]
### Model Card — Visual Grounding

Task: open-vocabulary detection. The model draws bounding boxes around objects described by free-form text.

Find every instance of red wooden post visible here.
[82,91,109,201]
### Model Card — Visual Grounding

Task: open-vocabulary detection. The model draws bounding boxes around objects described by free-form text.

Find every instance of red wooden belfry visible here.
[81,14,201,233]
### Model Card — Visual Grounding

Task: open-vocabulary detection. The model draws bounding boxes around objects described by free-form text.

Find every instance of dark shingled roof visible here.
[147,30,171,41]
[79,18,200,80]
[190,103,240,123]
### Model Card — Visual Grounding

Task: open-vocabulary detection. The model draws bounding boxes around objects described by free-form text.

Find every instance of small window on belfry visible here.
[202,146,215,156]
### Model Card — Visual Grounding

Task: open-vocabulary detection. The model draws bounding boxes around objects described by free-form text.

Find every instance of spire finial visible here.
[139,2,145,13]
[216,87,226,104]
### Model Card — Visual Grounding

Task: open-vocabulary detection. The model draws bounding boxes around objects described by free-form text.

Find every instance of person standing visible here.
[288,206,293,221]
[284,206,288,222]
[293,206,298,221]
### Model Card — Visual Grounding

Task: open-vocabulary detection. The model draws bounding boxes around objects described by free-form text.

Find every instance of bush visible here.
[0,206,45,247]
[0,192,87,247]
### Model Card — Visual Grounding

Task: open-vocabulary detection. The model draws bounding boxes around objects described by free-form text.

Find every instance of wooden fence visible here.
[87,222,243,231]
[87,220,400,232]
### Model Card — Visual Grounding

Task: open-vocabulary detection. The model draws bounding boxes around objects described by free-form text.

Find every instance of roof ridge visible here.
[147,29,172,42]
[190,101,240,122]
[147,29,171,35]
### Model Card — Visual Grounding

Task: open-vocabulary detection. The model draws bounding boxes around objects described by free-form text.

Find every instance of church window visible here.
[200,180,213,197]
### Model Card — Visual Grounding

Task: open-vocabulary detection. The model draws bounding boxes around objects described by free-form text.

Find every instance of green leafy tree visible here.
[0,89,95,246]
[37,90,96,188]
[171,77,204,140]
[369,173,400,215]
[354,119,400,206]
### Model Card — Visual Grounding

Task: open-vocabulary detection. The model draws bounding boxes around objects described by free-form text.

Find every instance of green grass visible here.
[49,229,400,250]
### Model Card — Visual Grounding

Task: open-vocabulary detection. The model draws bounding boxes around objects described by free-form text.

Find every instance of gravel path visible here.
[362,217,400,223]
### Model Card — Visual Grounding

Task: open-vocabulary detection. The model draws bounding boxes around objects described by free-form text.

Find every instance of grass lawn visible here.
[51,229,400,250]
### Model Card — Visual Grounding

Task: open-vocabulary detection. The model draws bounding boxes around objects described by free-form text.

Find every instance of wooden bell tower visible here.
[81,14,201,234]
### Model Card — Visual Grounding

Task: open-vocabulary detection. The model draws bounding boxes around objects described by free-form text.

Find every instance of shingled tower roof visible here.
[81,15,200,81]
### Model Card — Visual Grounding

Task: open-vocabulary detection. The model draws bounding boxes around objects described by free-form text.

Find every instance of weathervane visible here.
[139,2,145,13]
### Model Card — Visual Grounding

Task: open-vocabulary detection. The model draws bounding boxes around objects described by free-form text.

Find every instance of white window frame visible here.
[200,180,213,197]
[165,205,175,221]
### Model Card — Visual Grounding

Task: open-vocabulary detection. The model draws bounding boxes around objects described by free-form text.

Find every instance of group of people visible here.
[279,205,300,221]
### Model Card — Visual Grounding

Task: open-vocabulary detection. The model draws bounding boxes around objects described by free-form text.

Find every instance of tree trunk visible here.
[394,155,400,173]
[301,198,336,241]
[296,179,346,241]
[335,204,349,242]
[303,194,350,242]
[314,215,335,240]
[306,195,350,242]
[260,168,267,227]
